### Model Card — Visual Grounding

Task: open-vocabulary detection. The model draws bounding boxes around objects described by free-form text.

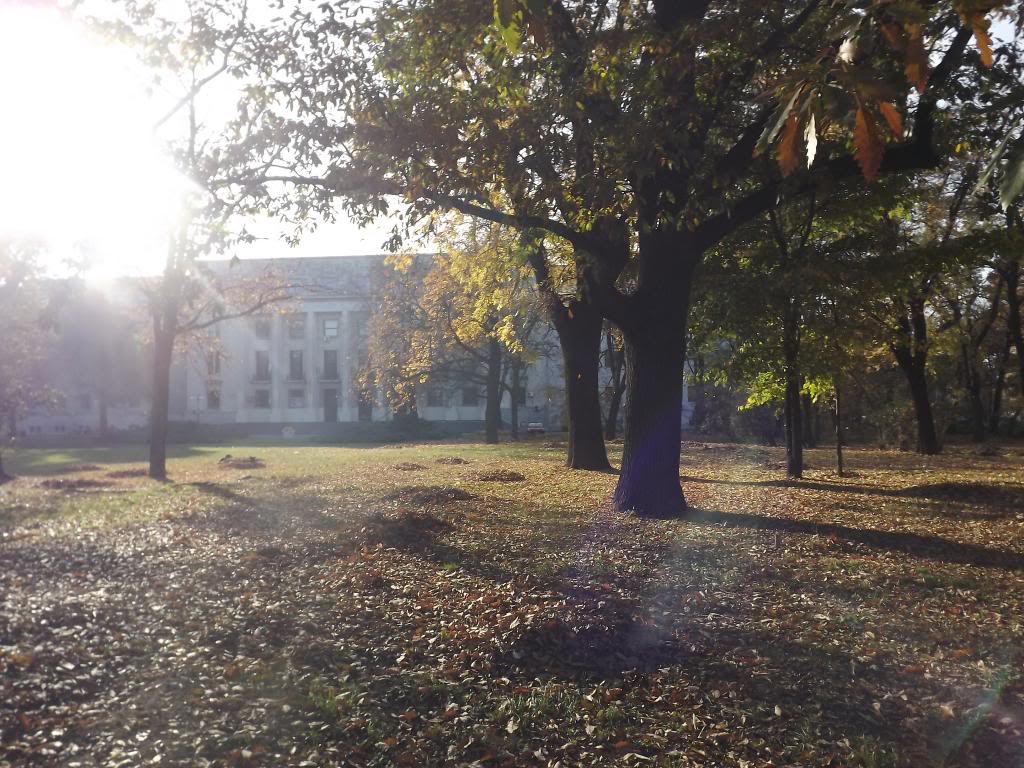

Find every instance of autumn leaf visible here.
[903,24,929,91]
[854,106,883,181]
[777,114,801,177]
[964,13,994,67]
[877,101,904,139]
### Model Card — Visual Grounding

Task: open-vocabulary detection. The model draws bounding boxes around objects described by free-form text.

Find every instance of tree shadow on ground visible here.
[689,508,1024,570]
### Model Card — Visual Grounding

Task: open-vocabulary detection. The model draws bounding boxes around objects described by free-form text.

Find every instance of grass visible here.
[1,437,1022,767]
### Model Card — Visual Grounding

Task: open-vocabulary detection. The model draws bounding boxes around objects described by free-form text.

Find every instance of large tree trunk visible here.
[148,324,175,480]
[558,302,611,470]
[782,299,803,478]
[484,336,502,444]
[898,357,941,454]
[614,326,687,517]
[612,235,692,518]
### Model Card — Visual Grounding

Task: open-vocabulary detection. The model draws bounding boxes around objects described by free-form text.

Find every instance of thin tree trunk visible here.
[783,299,803,478]
[833,377,844,477]
[0,449,8,482]
[484,336,502,444]
[98,389,109,439]
[990,334,1011,435]
[148,324,175,480]
[801,393,817,447]
[510,362,520,441]
[891,298,941,455]
[604,327,625,441]
[1004,260,1024,399]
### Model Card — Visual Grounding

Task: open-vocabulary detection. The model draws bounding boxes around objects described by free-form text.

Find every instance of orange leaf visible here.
[970,15,994,67]
[877,101,904,139]
[854,106,883,182]
[880,22,905,52]
[903,24,929,91]
[777,114,801,178]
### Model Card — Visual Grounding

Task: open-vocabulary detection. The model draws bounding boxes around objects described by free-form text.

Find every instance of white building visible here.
[19,255,696,440]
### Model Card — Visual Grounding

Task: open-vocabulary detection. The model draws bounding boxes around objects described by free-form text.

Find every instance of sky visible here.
[0,2,399,279]
[0,4,1016,278]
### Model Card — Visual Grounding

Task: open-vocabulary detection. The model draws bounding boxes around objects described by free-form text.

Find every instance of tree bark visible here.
[524,243,610,470]
[509,362,520,441]
[613,326,687,517]
[611,234,693,518]
[484,336,502,444]
[557,301,611,470]
[1004,260,1024,399]
[148,324,175,480]
[603,326,625,441]
[782,299,803,478]
[833,378,844,478]
[891,298,941,455]
[990,334,1011,435]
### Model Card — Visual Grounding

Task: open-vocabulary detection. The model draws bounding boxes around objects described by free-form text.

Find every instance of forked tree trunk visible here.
[891,298,941,455]
[558,302,611,470]
[525,241,610,471]
[148,325,175,480]
[612,238,692,518]
[484,336,502,444]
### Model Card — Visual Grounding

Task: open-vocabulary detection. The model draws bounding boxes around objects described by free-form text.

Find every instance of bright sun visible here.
[0,4,186,278]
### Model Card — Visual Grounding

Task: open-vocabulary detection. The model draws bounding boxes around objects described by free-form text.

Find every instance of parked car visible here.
[526,422,545,435]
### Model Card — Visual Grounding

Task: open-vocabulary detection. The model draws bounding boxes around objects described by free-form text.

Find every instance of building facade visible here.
[19,255,696,439]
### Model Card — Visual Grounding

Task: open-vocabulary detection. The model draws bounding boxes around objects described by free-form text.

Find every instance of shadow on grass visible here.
[690,508,1024,570]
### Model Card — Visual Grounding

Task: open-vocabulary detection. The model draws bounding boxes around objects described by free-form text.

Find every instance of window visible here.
[206,350,221,375]
[426,386,444,408]
[288,315,306,340]
[288,388,306,408]
[254,389,271,408]
[322,317,339,341]
[252,316,272,339]
[289,350,304,381]
[322,350,339,380]
[207,388,221,410]
[461,386,480,407]
[254,351,270,381]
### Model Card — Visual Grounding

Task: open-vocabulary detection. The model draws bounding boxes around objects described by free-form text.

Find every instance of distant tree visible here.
[365,219,548,443]
[0,241,57,480]
[88,0,295,479]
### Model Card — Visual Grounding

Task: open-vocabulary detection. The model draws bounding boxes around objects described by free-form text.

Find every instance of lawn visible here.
[1,439,1022,767]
